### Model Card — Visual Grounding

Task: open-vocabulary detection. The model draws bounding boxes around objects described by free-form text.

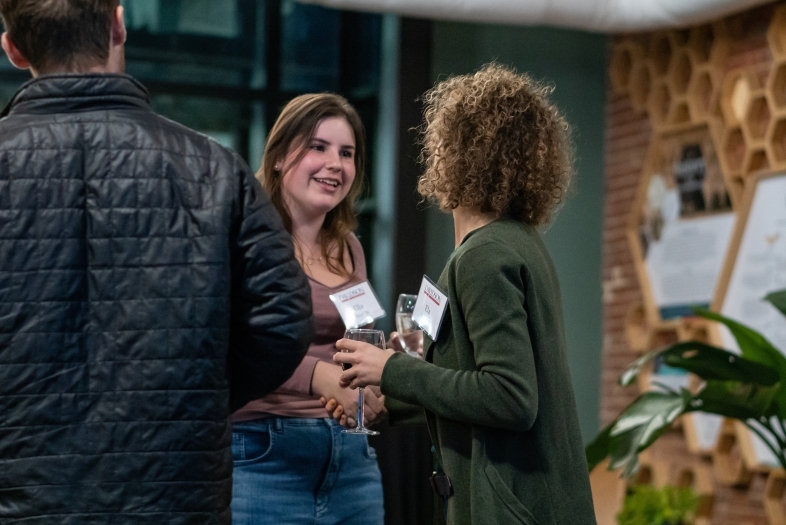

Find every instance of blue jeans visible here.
[231,418,384,525]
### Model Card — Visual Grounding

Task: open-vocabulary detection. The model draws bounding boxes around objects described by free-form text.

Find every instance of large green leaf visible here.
[690,379,781,420]
[586,379,782,476]
[765,289,786,318]
[588,299,786,477]
[660,341,779,385]
[610,391,688,437]
[696,308,786,371]
[587,392,690,476]
[619,351,658,387]
[696,308,786,419]
[585,423,613,472]
[608,425,649,478]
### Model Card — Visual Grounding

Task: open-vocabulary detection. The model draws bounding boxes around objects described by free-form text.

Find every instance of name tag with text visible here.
[412,275,448,341]
[329,281,386,329]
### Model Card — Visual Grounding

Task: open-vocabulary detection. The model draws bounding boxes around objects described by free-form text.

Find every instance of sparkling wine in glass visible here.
[341,328,385,436]
[396,294,422,357]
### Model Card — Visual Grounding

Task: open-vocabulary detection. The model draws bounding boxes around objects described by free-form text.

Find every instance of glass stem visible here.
[357,387,365,429]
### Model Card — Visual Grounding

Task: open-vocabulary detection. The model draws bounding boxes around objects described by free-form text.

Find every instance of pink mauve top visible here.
[232,233,367,422]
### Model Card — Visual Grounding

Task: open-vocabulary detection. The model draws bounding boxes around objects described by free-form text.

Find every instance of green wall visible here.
[426,22,606,442]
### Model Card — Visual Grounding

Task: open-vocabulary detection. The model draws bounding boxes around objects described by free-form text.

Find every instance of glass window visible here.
[178,0,240,38]
[123,0,161,32]
[0,0,382,281]
[339,12,382,97]
[280,1,341,92]
[124,0,241,37]
[150,94,247,151]
[122,0,257,88]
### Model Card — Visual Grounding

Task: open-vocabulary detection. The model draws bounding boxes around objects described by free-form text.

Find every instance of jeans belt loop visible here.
[272,417,283,433]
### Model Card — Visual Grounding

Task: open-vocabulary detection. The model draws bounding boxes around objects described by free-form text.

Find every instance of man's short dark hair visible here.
[0,0,119,72]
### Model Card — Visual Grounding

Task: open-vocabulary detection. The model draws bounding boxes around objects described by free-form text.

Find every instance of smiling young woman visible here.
[280,117,356,230]
[229,93,386,525]
[278,115,358,286]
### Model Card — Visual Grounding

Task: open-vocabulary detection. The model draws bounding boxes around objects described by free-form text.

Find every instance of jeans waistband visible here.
[233,417,340,433]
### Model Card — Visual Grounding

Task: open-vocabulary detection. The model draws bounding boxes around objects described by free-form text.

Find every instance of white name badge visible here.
[329,281,386,329]
[412,275,449,341]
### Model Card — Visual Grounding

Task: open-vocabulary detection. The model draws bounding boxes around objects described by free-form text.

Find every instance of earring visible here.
[274,164,280,171]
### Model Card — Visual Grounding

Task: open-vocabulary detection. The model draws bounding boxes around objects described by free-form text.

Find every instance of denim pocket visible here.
[232,425,274,465]
[364,440,378,460]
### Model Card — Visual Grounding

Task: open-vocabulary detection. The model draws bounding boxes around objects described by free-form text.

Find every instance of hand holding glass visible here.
[341,328,385,435]
[396,294,423,357]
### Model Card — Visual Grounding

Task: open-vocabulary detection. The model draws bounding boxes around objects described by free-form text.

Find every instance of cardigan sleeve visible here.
[381,243,538,432]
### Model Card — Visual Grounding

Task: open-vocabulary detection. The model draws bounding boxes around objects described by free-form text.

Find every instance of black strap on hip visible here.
[429,446,453,523]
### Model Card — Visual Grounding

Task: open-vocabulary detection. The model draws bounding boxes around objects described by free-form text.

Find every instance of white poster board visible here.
[719,173,786,466]
[688,412,724,452]
[636,128,735,320]
[646,212,736,317]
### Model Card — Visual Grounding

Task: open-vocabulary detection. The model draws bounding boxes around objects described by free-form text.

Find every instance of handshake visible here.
[317,330,424,429]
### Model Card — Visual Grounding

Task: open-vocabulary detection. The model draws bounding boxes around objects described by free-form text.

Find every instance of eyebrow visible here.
[312,137,355,150]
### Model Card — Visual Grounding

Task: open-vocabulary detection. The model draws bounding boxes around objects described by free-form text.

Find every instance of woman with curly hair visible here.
[333,64,597,525]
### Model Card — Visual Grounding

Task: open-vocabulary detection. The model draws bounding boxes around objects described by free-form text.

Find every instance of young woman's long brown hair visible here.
[258,93,366,277]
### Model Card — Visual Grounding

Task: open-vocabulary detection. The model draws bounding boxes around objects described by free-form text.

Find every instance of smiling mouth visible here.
[314,178,340,188]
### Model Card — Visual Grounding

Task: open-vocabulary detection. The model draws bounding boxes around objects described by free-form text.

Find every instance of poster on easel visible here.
[716,172,786,467]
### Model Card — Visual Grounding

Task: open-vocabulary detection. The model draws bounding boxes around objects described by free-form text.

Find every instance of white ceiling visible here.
[296,0,774,32]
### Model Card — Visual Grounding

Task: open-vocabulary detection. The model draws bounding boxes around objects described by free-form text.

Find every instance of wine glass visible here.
[341,328,385,436]
[396,294,422,357]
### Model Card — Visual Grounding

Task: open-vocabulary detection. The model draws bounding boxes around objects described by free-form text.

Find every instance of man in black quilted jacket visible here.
[0,1,314,524]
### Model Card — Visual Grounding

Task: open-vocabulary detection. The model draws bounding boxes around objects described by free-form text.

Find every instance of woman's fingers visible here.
[366,385,382,397]
[332,347,359,371]
[334,338,366,352]
[321,397,346,422]
[364,391,387,424]
[333,339,393,388]
[332,405,344,419]
[387,332,405,352]
[334,349,361,387]
[332,351,351,365]
[402,330,424,354]
[338,372,365,389]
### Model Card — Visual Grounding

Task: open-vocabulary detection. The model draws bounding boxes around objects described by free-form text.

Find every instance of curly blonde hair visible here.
[417,63,574,226]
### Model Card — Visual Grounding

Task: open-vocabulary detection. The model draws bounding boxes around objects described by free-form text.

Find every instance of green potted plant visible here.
[617,484,699,525]
[587,289,786,476]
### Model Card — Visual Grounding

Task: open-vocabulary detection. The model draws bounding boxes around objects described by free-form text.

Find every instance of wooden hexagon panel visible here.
[627,124,736,327]
[767,59,786,173]
[605,6,786,524]
[610,22,728,133]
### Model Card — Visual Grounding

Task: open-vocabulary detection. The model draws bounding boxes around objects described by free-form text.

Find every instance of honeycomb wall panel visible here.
[603,4,780,524]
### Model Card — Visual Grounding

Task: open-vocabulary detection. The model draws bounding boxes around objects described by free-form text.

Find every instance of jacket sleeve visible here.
[227,163,314,411]
[380,243,538,432]
[385,396,427,426]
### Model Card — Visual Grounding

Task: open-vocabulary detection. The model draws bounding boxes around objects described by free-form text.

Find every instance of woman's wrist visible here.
[311,360,340,398]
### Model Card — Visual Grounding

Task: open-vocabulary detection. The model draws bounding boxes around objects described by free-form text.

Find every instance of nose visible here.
[325,148,341,171]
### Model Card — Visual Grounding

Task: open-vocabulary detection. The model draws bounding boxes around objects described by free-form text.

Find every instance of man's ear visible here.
[1,33,31,71]
[111,5,127,47]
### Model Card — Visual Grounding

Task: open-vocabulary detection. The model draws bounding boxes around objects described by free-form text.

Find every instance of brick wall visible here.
[601,4,779,524]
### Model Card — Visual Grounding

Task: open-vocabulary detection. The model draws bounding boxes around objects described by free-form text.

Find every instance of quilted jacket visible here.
[0,74,314,525]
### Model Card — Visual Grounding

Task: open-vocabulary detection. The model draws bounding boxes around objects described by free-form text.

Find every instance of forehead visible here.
[313,117,355,145]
